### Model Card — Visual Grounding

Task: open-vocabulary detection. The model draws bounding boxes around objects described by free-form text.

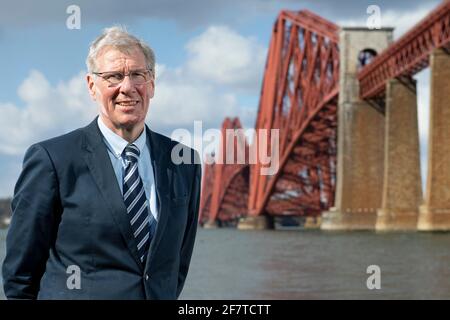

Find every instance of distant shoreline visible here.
[0,198,12,229]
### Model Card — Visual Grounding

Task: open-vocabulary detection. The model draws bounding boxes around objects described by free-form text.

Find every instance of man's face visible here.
[87,47,154,131]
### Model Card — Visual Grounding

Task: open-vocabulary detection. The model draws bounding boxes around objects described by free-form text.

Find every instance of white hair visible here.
[86,26,155,77]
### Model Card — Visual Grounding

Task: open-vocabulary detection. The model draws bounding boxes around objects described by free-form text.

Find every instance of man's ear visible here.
[148,78,155,99]
[86,73,97,101]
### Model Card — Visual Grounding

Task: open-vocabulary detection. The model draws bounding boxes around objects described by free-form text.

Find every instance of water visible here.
[180,229,450,299]
[1,227,449,299]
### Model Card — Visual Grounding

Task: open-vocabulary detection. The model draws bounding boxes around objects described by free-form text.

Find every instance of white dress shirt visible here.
[97,117,158,221]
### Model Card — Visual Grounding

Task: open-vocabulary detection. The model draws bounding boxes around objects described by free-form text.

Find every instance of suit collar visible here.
[81,117,104,152]
[82,117,170,156]
[96,117,147,159]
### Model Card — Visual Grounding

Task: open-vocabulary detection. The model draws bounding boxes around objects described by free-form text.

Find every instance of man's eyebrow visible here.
[102,68,149,73]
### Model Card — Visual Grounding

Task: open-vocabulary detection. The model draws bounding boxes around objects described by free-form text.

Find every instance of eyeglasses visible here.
[92,69,153,86]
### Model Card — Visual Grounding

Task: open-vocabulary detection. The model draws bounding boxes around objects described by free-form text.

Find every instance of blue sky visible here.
[0,0,441,197]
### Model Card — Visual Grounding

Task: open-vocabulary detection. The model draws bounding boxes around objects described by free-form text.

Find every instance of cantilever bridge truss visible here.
[199,10,340,225]
[199,1,450,228]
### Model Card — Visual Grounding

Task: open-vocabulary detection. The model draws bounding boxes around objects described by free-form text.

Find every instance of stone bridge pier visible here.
[321,28,393,230]
[418,48,450,231]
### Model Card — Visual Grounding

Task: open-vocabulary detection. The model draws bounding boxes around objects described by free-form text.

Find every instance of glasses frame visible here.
[92,69,153,87]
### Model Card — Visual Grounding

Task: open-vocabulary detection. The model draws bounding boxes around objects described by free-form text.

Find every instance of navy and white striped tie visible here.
[122,144,156,263]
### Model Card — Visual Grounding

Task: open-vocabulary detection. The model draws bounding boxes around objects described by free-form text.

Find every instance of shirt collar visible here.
[97,116,147,158]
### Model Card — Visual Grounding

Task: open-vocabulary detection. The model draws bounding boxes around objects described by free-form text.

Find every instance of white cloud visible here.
[380,6,434,38]
[149,64,242,131]
[0,70,97,156]
[148,25,265,149]
[185,26,266,92]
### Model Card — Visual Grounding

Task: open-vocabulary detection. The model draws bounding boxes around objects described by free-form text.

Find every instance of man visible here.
[2,26,201,299]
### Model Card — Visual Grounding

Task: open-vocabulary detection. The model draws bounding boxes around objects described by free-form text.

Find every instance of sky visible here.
[0,0,442,197]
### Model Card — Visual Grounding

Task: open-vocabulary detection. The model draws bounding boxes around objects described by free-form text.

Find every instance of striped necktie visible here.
[122,144,156,263]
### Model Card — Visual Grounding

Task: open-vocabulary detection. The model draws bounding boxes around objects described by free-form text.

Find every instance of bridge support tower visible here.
[322,28,393,230]
[418,48,450,231]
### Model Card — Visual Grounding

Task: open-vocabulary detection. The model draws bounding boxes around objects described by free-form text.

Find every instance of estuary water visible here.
[1,227,449,299]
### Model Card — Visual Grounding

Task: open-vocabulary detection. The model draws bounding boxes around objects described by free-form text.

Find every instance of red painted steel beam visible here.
[198,155,215,225]
[358,1,450,99]
[282,10,339,43]
[248,10,339,218]
[202,118,250,226]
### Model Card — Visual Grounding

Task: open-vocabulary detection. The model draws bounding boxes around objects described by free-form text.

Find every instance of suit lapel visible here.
[81,118,144,271]
[146,127,172,262]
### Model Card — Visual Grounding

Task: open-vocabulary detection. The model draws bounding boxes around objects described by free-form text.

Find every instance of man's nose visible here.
[119,74,136,94]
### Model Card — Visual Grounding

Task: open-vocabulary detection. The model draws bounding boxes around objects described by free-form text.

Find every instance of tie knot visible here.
[124,144,140,163]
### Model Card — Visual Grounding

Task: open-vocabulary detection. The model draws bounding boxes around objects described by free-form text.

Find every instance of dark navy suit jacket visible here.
[2,118,201,299]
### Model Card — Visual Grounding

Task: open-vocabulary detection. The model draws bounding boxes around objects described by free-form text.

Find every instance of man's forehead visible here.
[96,47,146,69]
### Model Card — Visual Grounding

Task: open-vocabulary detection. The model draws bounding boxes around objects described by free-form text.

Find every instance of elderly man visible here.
[2,26,201,299]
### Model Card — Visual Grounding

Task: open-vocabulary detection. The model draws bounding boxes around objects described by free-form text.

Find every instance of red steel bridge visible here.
[199,2,450,229]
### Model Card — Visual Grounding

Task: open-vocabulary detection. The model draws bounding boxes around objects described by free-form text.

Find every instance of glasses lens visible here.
[104,73,124,85]
[130,71,148,84]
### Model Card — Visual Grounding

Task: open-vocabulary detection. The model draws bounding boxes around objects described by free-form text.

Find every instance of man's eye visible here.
[131,72,146,80]
[105,73,123,81]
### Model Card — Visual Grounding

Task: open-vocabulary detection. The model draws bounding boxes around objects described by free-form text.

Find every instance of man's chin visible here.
[118,116,144,130]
